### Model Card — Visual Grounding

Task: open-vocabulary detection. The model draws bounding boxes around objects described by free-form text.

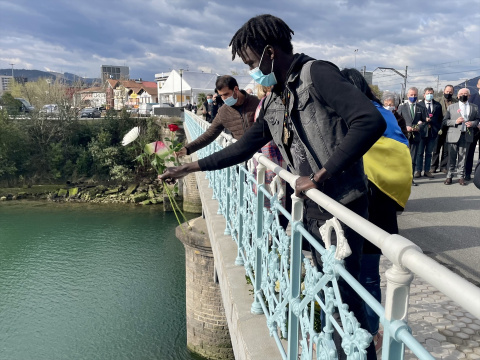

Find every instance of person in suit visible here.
[416,87,443,178]
[465,79,480,180]
[431,85,457,173]
[444,88,480,185]
[397,87,428,186]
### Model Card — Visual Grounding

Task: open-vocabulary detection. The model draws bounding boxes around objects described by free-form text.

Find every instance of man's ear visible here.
[266,45,275,60]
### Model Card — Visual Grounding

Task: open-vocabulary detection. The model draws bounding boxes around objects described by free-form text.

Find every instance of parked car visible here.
[40,104,59,115]
[80,107,101,118]
[15,98,35,113]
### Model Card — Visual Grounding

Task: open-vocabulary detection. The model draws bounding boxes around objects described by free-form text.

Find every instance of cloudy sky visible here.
[1,0,479,93]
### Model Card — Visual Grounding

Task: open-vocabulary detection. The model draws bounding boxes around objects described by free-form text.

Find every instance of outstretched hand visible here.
[158,162,201,184]
[175,147,188,157]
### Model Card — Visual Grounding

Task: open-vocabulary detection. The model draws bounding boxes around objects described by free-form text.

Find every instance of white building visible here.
[157,70,256,105]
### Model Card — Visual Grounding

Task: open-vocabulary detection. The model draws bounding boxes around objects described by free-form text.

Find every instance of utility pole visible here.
[436,75,440,94]
[179,69,184,107]
[10,63,14,78]
[373,65,408,100]
[354,49,358,69]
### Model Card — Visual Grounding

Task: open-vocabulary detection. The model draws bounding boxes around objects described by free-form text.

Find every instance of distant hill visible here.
[0,69,100,86]
[453,75,479,95]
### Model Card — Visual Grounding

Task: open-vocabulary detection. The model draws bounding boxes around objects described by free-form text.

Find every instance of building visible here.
[157,70,255,106]
[74,86,107,108]
[101,65,129,83]
[104,79,159,110]
[0,75,13,96]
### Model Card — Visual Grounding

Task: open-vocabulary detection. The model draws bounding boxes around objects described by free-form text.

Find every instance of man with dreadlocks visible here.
[160,14,385,359]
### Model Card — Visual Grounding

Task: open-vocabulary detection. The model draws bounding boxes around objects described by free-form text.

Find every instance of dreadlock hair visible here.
[341,68,382,105]
[230,14,294,60]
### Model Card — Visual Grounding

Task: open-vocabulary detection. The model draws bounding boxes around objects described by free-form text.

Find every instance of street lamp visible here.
[10,63,14,78]
[179,68,184,107]
[354,49,358,69]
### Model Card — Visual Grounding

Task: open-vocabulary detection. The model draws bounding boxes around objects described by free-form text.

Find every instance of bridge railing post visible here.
[235,167,245,266]
[224,167,231,235]
[251,161,266,314]
[382,264,414,360]
[287,187,304,360]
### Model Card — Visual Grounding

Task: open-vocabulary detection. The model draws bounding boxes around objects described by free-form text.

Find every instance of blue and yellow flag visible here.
[363,102,412,209]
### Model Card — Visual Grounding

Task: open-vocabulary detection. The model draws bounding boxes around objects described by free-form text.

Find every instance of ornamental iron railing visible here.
[183,110,480,360]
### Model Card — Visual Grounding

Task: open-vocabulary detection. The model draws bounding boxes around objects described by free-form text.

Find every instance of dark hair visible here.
[424,87,434,93]
[340,68,382,104]
[230,14,294,60]
[444,84,454,90]
[215,75,238,91]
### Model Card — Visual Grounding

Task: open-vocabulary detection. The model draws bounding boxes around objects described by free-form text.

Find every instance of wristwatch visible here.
[309,173,319,187]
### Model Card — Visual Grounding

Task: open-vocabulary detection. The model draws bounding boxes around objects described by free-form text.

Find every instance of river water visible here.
[0,201,200,360]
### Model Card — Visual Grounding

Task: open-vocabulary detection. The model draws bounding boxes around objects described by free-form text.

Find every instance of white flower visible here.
[121,127,140,146]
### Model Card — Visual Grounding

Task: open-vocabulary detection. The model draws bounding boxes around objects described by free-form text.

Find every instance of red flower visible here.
[429,113,433,117]
[457,109,462,113]
[168,124,179,132]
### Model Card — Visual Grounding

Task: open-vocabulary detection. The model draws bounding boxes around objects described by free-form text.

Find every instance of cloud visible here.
[1,0,479,93]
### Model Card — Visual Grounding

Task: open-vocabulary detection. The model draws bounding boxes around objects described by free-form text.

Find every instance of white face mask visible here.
[384,105,395,112]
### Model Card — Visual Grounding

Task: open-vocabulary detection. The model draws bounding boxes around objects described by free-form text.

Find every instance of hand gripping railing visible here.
[183,110,480,360]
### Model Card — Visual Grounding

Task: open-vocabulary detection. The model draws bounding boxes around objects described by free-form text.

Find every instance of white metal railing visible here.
[182,110,480,360]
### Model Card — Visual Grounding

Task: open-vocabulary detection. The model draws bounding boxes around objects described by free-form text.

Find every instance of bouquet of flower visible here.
[122,124,188,228]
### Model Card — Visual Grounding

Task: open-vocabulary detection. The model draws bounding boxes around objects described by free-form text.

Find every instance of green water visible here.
[0,201,199,360]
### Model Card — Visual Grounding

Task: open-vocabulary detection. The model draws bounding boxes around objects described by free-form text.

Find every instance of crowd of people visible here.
[393,82,480,186]
[161,14,480,359]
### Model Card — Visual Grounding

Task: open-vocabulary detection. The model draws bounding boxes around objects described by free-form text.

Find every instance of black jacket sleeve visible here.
[198,115,272,171]
[310,61,386,175]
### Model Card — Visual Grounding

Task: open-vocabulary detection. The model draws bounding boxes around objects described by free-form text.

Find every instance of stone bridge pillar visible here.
[180,155,202,213]
[176,217,234,360]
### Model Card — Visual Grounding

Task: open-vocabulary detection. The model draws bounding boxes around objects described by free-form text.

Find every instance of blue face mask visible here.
[207,98,213,104]
[425,94,434,101]
[224,89,238,107]
[249,46,277,87]
[408,96,417,103]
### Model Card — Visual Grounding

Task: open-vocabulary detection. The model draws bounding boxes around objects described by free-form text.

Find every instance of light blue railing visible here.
[183,110,480,360]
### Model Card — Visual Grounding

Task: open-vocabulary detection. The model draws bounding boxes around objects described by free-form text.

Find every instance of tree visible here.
[0,92,23,115]
[9,78,73,109]
[369,84,383,101]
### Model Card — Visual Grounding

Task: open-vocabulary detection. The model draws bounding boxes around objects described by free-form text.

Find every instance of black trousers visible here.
[431,126,449,171]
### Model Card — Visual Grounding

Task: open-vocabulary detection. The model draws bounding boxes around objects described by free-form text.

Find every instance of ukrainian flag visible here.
[363,102,412,209]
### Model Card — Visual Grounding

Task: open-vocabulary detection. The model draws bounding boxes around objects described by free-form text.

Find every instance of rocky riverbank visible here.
[0,180,178,207]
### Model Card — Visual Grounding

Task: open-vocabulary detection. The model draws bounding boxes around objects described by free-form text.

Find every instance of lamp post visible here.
[179,68,184,107]
[354,49,358,69]
[10,63,14,78]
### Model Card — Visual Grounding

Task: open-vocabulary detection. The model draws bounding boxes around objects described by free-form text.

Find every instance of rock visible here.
[148,189,155,198]
[0,196,6,201]
[125,184,138,196]
[17,192,27,199]
[140,199,152,205]
[57,189,68,197]
[68,187,79,197]
[105,188,119,195]
[132,193,148,203]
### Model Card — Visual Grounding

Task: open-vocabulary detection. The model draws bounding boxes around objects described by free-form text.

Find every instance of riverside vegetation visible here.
[0,97,184,207]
